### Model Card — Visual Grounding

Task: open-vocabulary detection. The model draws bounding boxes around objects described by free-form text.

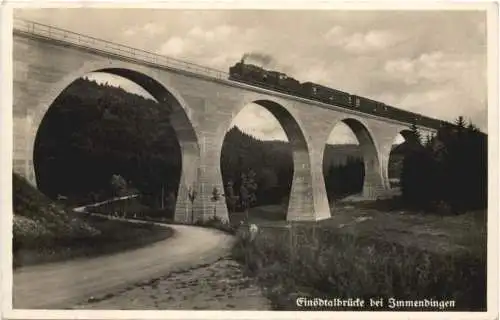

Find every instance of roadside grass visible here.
[13,173,174,268]
[230,201,487,311]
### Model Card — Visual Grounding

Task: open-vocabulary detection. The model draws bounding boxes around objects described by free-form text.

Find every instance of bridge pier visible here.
[13,115,37,187]
[173,140,201,223]
[368,125,412,198]
[361,140,387,200]
[287,142,332,221]
[191,132,229,223]
[362,159,387,200]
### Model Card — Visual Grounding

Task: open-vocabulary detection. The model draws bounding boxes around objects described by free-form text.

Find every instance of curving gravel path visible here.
[13,221,235,309]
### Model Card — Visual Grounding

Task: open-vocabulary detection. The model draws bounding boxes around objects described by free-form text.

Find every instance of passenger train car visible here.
[228,60,446,130]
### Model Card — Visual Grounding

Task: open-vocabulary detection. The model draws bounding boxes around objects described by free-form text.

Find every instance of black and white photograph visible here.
[1,2,498,319]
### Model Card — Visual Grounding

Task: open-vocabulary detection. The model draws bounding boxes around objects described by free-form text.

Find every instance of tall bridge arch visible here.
[220,97,316,221]
[25,62,202,222]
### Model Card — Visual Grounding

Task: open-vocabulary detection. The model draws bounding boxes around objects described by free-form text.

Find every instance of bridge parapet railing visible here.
[13,18,229,80]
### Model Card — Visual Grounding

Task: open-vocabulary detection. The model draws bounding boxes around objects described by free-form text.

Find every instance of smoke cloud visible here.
[241,52,274,67]
[240,52,297,78]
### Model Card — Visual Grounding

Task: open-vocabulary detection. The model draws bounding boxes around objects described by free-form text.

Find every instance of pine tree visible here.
[455,116,466,128]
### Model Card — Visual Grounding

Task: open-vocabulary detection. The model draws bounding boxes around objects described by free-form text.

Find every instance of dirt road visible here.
[13,223,235,309]
[73,258,271,310]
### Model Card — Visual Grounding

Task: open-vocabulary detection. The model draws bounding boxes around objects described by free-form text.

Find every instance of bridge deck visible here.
[13,18,443,131]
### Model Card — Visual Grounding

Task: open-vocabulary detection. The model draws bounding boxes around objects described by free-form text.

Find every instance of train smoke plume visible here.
[241,52,274,67]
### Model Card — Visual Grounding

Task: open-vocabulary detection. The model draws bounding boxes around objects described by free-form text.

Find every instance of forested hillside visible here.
[34,77,404,208]
[35,78,180,205]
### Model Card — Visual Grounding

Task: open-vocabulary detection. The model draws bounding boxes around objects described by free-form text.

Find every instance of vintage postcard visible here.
[1,1,498,320]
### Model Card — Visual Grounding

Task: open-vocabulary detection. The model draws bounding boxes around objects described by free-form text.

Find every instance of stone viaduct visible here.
[12,19,436,223]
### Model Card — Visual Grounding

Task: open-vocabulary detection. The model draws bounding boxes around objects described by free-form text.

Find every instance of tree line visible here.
[324,156,365,202]
[400,118,487,214]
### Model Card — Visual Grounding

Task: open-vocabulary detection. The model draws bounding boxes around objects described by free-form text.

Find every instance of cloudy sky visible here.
[14,8,488,144]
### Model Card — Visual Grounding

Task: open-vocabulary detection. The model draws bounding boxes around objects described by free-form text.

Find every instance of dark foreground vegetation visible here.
[231,219,486,311]
[12,173,173,268]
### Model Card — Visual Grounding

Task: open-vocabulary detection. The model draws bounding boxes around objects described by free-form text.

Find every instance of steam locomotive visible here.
[228,60,445,130]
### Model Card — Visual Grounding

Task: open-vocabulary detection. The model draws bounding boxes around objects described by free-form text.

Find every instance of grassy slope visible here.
[12,173,173,268]
[230,203,487,311]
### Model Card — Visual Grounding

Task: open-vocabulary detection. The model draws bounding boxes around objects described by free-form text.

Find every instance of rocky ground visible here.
[73,258,271,310]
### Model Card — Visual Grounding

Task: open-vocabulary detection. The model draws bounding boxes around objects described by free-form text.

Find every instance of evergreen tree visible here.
[455,116,467,131]
[240,169,258,220]
[400,116,487,214]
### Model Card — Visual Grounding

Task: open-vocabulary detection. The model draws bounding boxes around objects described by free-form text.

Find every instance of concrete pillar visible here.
[279,116,331,221]
[13,114,37,187]
[378,140,394,191]
[173,94,233,224]
[173,140,200,223]
[362,154,386,199]
[286,148,315,221]
[192,132,229,223]
[288,141,331,221]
